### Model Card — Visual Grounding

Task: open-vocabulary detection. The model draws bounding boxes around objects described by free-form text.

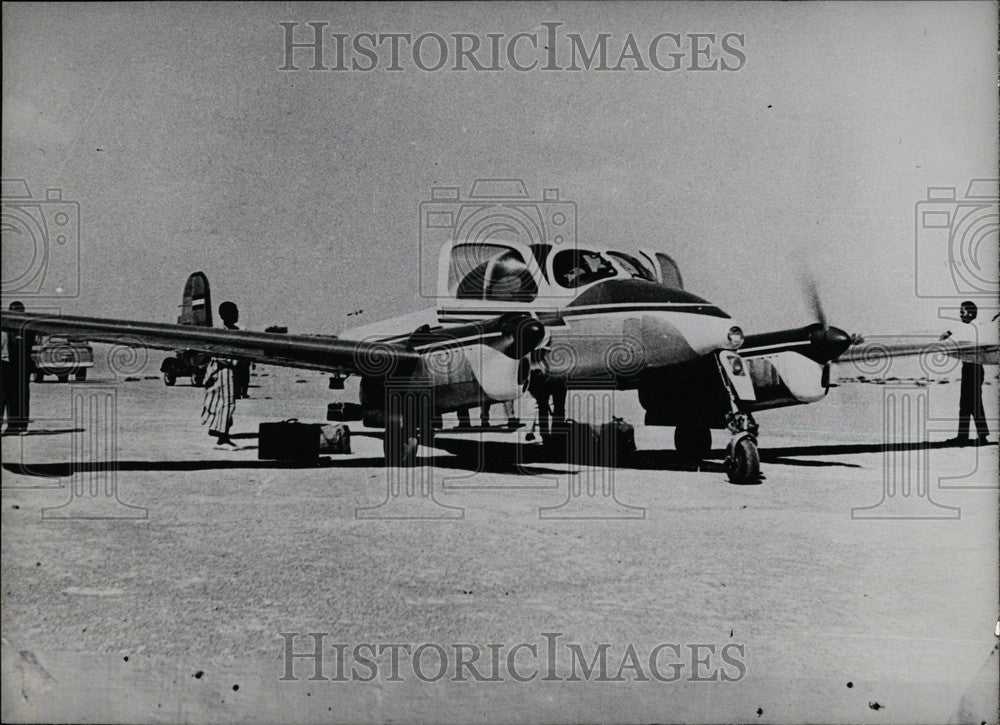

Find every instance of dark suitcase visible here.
[546,418,635,466]
[546,419,600,465]
[258,419,351,460]
[327,402,364,422]
[597,417,636,466]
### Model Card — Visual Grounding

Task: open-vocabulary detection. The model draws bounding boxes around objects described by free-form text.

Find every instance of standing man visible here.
[1,301,36,435]
[220,301,251,398]
[528,370,567,442]
[942,300,991,445]
[202,301,240,448]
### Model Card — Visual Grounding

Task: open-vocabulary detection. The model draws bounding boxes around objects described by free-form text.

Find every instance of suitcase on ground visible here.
[597,417,636,466]
[546,419,601,465]
[258,419,351,460]
[327,402,363,422]
[545,418,635,466]
[318,422,351,454]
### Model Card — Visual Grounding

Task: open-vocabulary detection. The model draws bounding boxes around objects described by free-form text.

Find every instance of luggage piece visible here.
[258,419,350,460]
[597,417,636,466]
[546,417,635,466]
[327,402,364,422]
[545,419,599,465]
[319,422,351,454]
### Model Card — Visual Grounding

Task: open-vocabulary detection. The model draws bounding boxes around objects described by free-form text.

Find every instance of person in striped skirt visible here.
[201,302,240,449]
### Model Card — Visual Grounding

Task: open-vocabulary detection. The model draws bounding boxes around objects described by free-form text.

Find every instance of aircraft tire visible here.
[674,425,712,459]
[384,413,419,467]
[726,436,761,485]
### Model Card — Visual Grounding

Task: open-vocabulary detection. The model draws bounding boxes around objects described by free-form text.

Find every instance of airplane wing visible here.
[836,336,999,367]
[1,311,422,376]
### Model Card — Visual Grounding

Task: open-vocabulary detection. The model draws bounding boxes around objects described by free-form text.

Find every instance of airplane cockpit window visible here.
[608,252,656,281]
[450,244,538,302]
[552,249,618,288]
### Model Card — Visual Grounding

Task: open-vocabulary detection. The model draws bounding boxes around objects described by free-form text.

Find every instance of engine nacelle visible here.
[465,344,527,400]
[745,351,828,411]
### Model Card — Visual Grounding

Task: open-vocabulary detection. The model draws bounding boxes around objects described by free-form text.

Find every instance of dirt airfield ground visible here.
[2,351,997,724]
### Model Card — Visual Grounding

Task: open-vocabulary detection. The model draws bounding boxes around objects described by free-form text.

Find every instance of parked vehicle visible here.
[31,336,94,382]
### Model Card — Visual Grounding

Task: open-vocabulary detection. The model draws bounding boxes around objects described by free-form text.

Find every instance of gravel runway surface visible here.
[3,356,997,723]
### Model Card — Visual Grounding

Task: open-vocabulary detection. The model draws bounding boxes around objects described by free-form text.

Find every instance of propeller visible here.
[801,272,852,367]
[804,274,827,329]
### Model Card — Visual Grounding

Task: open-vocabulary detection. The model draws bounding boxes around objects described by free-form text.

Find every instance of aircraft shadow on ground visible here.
[1,456,388,477]
[0,428,84,437]
[4,432,990,479]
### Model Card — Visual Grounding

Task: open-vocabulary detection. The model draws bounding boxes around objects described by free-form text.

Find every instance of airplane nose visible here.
[809,325,852,363]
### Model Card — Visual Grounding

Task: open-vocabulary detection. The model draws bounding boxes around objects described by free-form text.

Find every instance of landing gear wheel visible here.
[725,435,761,485]
[384,413,420,467]
[163,372,176,386]
[675,425,712,459]
[75,369,87,381]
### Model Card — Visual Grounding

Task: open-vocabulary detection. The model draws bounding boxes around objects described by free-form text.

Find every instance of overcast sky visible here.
[2,1,997,337]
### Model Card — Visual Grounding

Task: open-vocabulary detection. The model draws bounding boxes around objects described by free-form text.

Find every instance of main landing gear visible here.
[383,410,422,467]
[674,425,712,459]
[380,387,435,468]
[673,418,760,484]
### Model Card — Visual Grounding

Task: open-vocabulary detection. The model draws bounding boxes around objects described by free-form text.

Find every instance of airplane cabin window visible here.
[552,249,618,288]
[608,252,656,281]
[484,252,537,301]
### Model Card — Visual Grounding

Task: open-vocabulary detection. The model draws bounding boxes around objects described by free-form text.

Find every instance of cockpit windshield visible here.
[552,249,618,288]
[449,243,538,302]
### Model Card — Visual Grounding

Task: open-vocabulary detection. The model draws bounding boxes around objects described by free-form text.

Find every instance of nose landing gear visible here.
[723,412,761,485]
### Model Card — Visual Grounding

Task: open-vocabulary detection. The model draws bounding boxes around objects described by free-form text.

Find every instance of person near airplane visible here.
[1,301,35,435]
[480,399,520,429]
[528,370,567,440]
[941,300,991,445]
[201,301,241,448]
[219,301,251,398]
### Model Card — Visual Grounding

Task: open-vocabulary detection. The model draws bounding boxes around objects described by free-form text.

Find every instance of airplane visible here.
[159,271,213,386]
[3,237,996,484]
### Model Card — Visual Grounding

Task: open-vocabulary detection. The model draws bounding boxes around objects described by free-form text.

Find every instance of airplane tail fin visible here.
[178,272,212,326]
